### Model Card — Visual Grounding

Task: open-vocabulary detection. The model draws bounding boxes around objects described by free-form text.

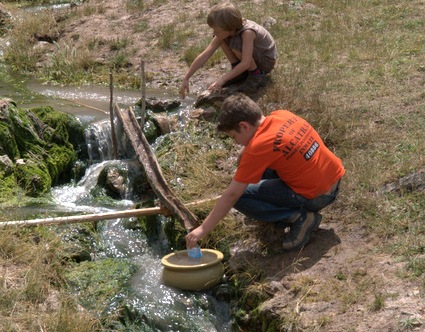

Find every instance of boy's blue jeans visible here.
[233,170,340,223]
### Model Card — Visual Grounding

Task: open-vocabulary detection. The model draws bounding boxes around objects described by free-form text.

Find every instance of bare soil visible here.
[13,1,425,331]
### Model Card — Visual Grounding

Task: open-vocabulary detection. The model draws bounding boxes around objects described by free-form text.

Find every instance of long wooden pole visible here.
[0,196,219,228]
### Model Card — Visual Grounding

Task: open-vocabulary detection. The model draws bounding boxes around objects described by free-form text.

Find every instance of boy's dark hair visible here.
[217,93,263,132]
[207,2,243,31]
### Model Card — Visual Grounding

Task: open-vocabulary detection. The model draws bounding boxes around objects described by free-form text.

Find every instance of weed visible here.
[109,37,129,51]
[399,317,421,330]
[369,292,386,311]
[182,40,224,67]
[0,227,101,331]
[126,0,144,12]
[134,19,149,33]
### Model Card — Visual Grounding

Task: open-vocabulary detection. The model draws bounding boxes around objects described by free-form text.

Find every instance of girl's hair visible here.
[217,93,263,132]
[207,2,244,31]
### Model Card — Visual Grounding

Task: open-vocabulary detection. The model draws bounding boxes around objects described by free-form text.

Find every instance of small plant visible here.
[134,19,149,33]
[335,270,347,281]
[109,37,129,51]
[43,42,97,85]
[158,23,176,49]
[182,40,224,67]
[126,0,144,11]
[369,292,386,311]
[399,317,421,330]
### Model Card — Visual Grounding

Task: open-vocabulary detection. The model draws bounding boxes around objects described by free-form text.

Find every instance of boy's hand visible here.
[186,227,204,248]
[180,78,190,99]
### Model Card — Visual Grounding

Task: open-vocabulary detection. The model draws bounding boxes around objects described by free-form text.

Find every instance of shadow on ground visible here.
[227,225,341,281]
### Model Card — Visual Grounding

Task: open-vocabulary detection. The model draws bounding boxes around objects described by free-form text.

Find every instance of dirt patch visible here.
[53,0,221,94]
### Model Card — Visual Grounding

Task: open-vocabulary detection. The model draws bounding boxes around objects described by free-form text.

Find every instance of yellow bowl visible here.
[161,249,224,291]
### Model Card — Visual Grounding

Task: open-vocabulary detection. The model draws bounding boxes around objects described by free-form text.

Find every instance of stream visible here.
[0,59,232,330]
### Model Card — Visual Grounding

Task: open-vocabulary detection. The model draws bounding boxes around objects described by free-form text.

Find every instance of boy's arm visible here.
[185,180,248,248]
[180,37,222,98]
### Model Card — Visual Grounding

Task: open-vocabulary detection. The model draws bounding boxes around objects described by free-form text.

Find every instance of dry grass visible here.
[0,227,101,331]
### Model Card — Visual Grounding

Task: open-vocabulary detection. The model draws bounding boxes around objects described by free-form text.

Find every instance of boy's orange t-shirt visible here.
[234,110,345,199]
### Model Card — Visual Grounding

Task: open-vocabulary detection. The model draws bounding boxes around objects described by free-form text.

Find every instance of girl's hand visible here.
[180,78,190,99]
[208,78,225,94]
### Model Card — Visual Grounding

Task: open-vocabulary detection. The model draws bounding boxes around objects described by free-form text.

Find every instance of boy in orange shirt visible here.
[186,94,345,251]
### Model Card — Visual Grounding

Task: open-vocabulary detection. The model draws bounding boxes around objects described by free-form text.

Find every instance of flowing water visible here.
[0,60,232,330]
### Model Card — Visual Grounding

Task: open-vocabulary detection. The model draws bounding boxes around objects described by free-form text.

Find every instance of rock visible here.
[262,17,277,30]
[137,97,181,112]
[380,168,425,194]
[0,155,13,174]
[151,113,177,134]
[194,90,229,110]
[189,106,217,121]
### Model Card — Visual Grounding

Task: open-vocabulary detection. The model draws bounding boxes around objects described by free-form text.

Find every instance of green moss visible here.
[0,172,19,203]
[0,121,20,158]
[163,218,187,250]
[45,143,77,184]
[0,100,85,197]
[11,109,46,152]
[31,105,87,159]
[15,159,51,197]
[65,258,137,311]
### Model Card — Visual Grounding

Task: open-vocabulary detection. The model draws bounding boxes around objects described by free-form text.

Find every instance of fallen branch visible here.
[0,196,219,228]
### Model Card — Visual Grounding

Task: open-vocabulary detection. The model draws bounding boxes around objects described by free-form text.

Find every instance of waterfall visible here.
[84,118,136,162]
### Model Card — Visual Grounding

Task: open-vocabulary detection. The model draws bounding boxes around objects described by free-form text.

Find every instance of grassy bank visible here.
[1,0,424,330]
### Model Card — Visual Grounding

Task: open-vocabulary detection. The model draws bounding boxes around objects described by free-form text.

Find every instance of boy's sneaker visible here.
[275,211,301,229]
[281,212,322,251]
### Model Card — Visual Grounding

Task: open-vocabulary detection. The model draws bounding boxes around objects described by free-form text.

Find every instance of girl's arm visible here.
[180,36,222,98]
[209,29,256,92]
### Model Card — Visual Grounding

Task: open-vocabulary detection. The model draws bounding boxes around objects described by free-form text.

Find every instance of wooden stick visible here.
[140,59,146,128]
[65,99,109,114]
[0,196,219,228]
[109,70,118,159]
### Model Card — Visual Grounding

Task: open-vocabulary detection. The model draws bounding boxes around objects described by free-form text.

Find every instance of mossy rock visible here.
[0,120,20,158]
[0,172,19,203]
[15,159,51,197]
[0,99,85,197]
[56,223,98,263]
[44,143,77,184]
[31,105,88,160]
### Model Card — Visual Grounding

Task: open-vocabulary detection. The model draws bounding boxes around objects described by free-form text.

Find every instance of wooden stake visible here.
[109,70,118,159]
[140,60,146,128]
